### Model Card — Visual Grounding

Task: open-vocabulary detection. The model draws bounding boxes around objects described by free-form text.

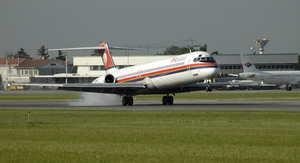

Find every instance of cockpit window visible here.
[194,56,216,63]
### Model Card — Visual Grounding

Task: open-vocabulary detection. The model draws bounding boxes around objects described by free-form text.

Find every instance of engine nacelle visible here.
[105,74,116,83]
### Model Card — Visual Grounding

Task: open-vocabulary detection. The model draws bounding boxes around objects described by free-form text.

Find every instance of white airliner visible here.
[23,42,221,106]
[239,54,300,91]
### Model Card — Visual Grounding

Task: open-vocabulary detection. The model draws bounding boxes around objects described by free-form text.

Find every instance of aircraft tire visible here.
[122,96,128,106]
[162,96,168,105]
[167,96,174,105]
[206,86,212,92]
[162,96,173,105]
[128,96,134,106]
[285,85,292,91]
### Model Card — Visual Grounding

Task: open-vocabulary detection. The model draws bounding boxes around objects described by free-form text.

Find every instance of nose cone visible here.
[206,66,220,78]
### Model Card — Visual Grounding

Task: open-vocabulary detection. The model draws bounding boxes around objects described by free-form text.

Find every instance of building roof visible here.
[17,59,71,68]
[214,53,299,64]
[0,58,28,65]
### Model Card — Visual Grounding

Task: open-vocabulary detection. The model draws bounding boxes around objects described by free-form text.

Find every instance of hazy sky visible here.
[1,0,300,58]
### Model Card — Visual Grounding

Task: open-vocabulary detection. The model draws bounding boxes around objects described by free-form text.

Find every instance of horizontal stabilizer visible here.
[48,46,141,52]
[109,46,142,50]
[48,47,106,52]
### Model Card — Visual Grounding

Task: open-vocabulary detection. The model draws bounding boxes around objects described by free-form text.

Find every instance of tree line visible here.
[90,44,219,56]
[3,46,65,61]
[159,44,219,55]
[3,44,219,60]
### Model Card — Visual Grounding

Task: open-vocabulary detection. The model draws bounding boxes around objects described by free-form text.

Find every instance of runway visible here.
[1,99,300,111]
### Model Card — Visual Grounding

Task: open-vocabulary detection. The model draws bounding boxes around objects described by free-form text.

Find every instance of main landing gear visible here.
[122,95,174,106]
[286,85,292,91]
[162,95,174,105]
[122,96,133,106]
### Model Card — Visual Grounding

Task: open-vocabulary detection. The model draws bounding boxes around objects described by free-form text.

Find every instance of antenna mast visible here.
[254,38,269,54]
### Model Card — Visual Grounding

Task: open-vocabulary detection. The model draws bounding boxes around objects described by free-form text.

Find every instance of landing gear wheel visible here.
[162,96,174,105]
[162,96,168,105]
[128,96,134,106]
[206,86,212,92]
[122,96,128,106]
[167,96,173,105]
[286,85,292,91]
[122,96,134,106]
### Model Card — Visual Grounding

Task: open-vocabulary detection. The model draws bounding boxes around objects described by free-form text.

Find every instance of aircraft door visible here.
[137,69,142,80]
[187,59,191,71]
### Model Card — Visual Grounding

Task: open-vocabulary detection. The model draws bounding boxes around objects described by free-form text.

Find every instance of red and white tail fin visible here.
[47,42,140,74]
[97,42,118,73]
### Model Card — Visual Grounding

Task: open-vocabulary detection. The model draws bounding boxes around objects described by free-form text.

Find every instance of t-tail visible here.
[97,42,118,74]
[240,54,259,73]
[47,42,139,74]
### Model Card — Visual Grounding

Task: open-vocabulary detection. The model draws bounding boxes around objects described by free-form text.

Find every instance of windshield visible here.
[193,55,216,63]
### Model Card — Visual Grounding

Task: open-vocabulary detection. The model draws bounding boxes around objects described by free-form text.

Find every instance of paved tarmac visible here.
[1,90,299,111]
[0,99,299,111]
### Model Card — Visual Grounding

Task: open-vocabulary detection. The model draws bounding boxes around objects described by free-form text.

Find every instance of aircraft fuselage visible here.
[93,51,219,94]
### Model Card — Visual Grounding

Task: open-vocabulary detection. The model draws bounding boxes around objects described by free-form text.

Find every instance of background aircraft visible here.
[239,54,300,91]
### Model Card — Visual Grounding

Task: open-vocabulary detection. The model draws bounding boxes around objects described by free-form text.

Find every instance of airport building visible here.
[0,58,72,89]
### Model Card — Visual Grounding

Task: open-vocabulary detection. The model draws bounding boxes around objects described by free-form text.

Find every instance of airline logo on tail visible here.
[244,62,252,68]
[98,42,116,70]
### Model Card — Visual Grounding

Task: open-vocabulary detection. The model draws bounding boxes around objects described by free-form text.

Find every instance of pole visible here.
[27,111,30,123]
[65,54,68,84]
[127,50,129,67]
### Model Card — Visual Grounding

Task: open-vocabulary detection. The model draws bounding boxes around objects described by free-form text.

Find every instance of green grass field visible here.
[0,110,299,162]
[136,92,300,101]
[0,93,79,101]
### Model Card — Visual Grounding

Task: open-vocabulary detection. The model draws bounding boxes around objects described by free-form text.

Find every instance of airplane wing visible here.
[182,82,229,91]
[13,83,146,95]
[239,73,256,78]
[14,81,230,95]
[150,82,230,94]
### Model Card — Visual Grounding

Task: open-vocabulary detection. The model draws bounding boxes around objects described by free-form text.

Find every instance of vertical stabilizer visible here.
[97,42,118,73]
[240,54,259,73]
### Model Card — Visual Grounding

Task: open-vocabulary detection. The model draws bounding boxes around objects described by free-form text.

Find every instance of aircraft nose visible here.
[206,67,220,78]
[212,67,220,77]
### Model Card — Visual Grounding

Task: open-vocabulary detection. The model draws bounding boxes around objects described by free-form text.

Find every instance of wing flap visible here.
[58,83,146,95]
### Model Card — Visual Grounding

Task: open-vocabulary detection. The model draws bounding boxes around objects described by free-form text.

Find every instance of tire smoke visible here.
[69,92,122,106]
